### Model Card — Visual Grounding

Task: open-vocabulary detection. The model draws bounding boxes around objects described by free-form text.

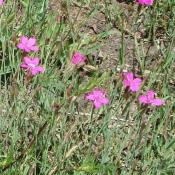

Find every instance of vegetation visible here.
[0,0,175,174]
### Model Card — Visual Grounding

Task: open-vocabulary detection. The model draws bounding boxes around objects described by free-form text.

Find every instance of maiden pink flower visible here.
[139,90,165,106]
[71,52,86,65]
[137,0,153,6]
[123,72,142,92]
[17,36,39,52]
[0,0,4,5]
[85,89,109,109]
[20,57,44,76]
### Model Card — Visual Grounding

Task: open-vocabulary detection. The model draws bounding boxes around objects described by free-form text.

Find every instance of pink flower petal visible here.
[151,98,165,106]
[30,57,40,66]
[23,57,40,66]
[139,90,165,107]
[123,72,142,92]
[130,86,140,92]
[21,36,28,44]
[86,94,95,101]
[133,78,142,84]
[21,57,44,76]
[137,0,153,5]
[71,52,86,65]
[30,69,39,76]
[17,36,39,52]
[130,78,142,92]
[20,63,28,69]
[17,43,25,50]
[28,38,36,46]
[85,89,109,109]
[125,72,134,82]
[36,66,45,73]
[0,0,4,5]
[93,90,104,96]
[123,72,134,87]
[23,57,34,65]
[30,46,39,52]
[123,79,130,88]
[139,95,148,104]
[100,97,109,104]
[23,47,31,52]
[31,66,44,76]
[94,100,102,109]
[147,90,155,101]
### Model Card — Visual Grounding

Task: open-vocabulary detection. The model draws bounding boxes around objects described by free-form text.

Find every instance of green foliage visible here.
[0,0,175,174]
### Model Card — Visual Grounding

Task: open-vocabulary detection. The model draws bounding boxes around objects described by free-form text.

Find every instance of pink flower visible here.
[123,72,142,92]
[20,57,44,76]
[0,0,4,5]
[71,52,86,65]
[139,90,165,106]
[85,89,109,109]
[137,0,153,6]
[17,36,39,52]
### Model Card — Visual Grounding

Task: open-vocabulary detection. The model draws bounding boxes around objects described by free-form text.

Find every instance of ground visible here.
[0,0,175,174]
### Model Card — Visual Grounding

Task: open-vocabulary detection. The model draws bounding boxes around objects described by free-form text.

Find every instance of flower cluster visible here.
[17,36,44,76]
[84,71,164,109]
[123,72,164,107]
[17,40,164,109]
[14,0,158,111]
[69,53,164,109]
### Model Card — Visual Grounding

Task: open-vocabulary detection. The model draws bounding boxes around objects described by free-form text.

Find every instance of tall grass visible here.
[0,0,175,174]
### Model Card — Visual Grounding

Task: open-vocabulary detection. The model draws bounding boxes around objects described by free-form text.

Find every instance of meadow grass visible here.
[0,0,175,174]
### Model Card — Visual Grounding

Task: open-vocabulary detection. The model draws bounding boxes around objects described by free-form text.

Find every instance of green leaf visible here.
[20,0,29,8]
[77,162,101,173]
[76,72,109,95]
[0,151,14,169]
